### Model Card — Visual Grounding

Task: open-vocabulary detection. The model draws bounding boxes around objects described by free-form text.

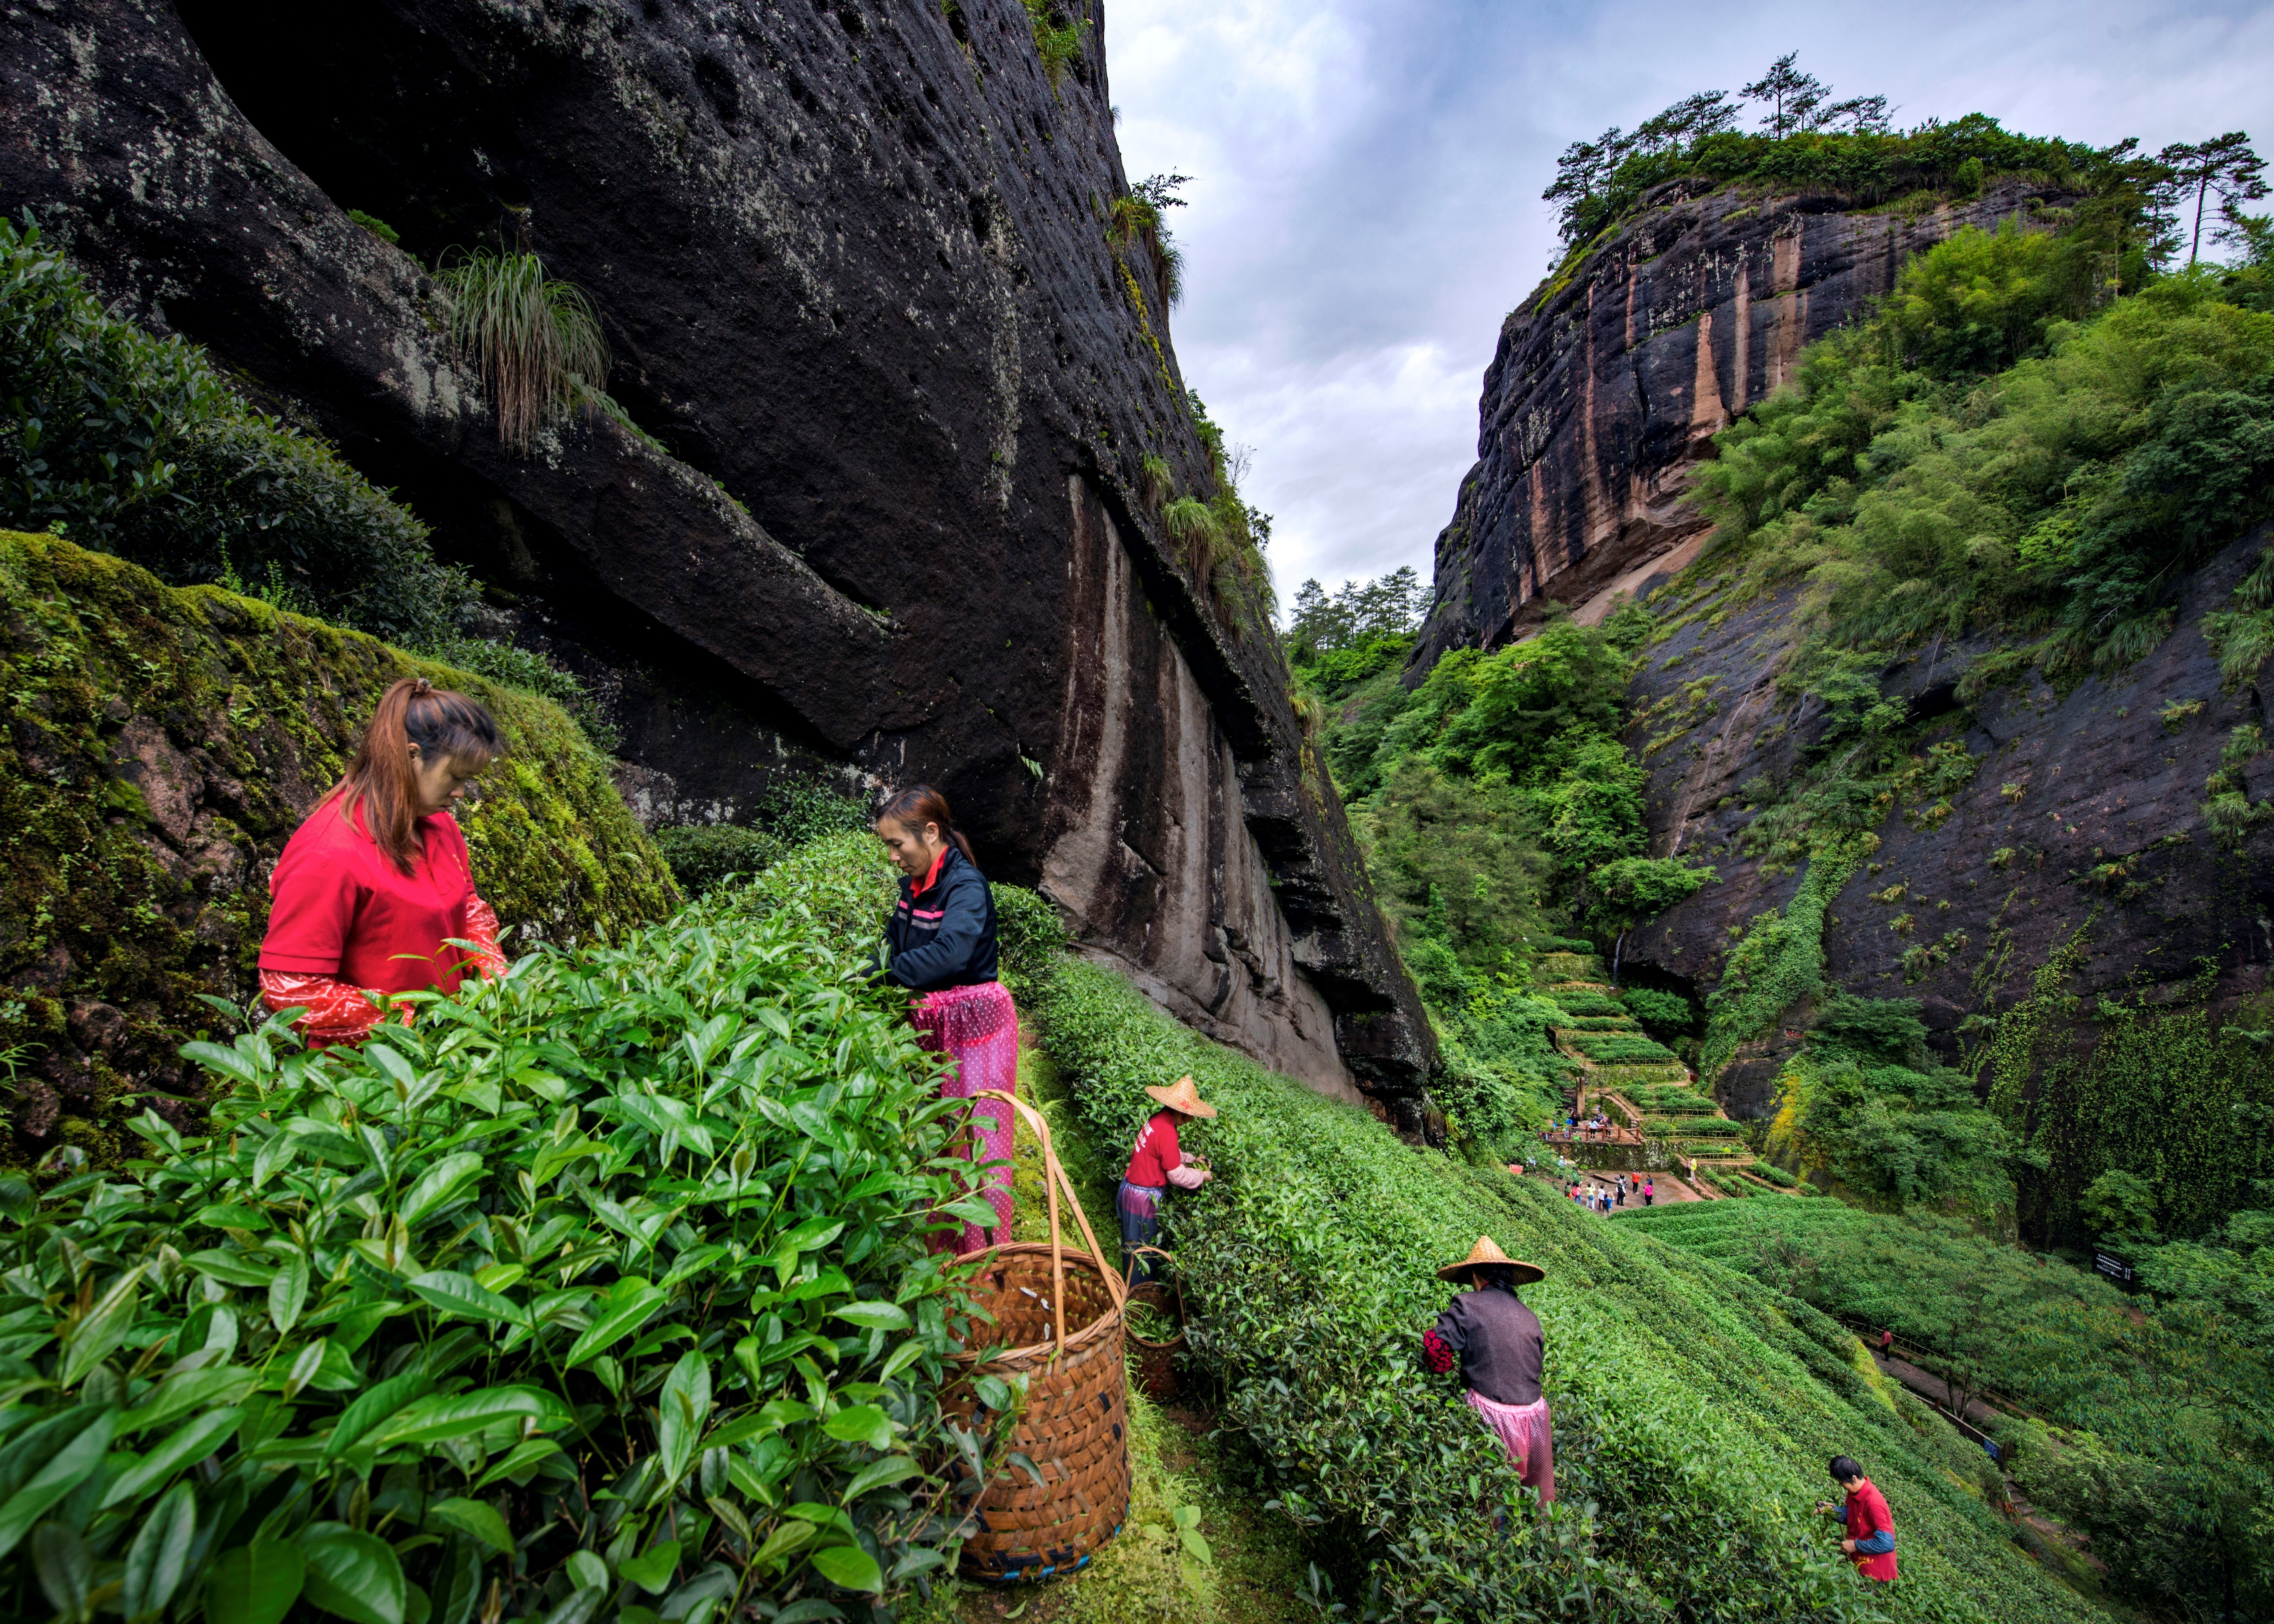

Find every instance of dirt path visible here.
[1872,1350,2005,1430]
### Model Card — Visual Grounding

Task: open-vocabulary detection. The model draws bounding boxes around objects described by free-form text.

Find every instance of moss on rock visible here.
[0,529,678,1158]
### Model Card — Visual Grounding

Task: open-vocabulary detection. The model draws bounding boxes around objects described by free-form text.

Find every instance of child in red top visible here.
[1117,1076,1216,1282]
[1818,1455,1897,1581]
[259,678,507,1046]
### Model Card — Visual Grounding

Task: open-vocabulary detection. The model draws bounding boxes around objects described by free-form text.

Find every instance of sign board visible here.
[2094,1251,2134,1283]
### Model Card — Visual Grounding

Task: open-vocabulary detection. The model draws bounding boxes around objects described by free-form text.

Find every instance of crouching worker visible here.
[1424,1237,1555,1502]
[1118,1076,1215,1282]
[1817,1455,1897,1581]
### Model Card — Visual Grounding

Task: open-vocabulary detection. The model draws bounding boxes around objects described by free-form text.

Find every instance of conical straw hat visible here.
[1143,1075,1217,1119]
[1437,1234,1545,1285]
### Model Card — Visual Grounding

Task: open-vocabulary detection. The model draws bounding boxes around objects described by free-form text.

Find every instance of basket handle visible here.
[969,1089,1125,1354]
[1125,1243,1185,1322]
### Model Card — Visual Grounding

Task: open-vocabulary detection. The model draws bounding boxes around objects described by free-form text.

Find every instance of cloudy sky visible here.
[1102,0,2274,609]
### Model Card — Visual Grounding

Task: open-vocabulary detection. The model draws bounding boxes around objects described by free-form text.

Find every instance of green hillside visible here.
[1626,1198,2274,1617]
[1033,957,2100,1623]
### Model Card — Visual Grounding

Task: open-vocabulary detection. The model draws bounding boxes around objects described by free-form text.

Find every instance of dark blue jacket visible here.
[884,846,998,990]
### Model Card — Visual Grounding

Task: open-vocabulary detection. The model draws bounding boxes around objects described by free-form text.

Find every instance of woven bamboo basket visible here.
[945,1090,1130,1582]
[1123,1246,1185,1402]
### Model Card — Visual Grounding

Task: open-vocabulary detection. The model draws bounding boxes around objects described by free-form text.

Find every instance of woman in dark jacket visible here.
[875,785,1015,1254]
[1423,1236,1555,1502]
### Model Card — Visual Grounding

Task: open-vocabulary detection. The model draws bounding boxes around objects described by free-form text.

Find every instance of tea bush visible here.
[0,849,1013,1624]
[654,825,789,897]
[0,216,469,650]
[1544,991,1624,1018]
[1029,956,2103,1624]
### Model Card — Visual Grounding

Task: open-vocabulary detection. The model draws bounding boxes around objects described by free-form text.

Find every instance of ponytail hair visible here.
[322,677,500,874]
[875,783,975,866]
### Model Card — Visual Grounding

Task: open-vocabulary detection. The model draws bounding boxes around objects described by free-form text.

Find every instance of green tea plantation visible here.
[1031,957,2104,1624]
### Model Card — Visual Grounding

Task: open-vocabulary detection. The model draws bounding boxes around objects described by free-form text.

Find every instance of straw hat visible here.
[1143,1075,1217,1119]
[1436,1235,1545,1285]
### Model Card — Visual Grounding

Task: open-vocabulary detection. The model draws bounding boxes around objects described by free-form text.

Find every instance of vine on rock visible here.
[1699,838,1869,1082]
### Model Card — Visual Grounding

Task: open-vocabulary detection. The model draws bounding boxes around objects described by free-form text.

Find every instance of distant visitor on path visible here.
[1643,1178,1655,1207]
[874,785,1017,1255]
[259,678,505,1046]
[1423,1237,1554,1502]
[1118,1074,1216,1282]
[1817,1455,1897,1581]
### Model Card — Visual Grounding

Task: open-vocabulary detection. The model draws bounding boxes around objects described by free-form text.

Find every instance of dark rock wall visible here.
[1622,527,2274,1117]
[1415,179,2069,666]
[0,0,1431,1095]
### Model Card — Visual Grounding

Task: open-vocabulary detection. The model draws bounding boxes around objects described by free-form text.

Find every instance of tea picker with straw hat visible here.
[1118,1075,1216,1283]
[1422,1237,1555,1502]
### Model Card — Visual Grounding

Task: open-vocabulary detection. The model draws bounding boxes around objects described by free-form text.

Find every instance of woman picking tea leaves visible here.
[259,678,506,1046]
[1118,1075,1216,1282]
[1423,1236,1555,1501]
[874,785,1019,1254]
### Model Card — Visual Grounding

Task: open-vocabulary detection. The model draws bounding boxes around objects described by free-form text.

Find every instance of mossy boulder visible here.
[0,530,678,1160]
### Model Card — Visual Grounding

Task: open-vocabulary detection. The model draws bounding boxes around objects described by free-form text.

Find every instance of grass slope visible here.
[1036,957,2104,1623]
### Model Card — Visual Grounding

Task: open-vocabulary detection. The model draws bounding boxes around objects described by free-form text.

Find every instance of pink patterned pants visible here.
[1464,1390,1556,1502]
[912,980,1020,1254]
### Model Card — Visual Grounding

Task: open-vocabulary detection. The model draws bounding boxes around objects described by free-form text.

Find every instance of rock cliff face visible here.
[1622,526,2274,1117]
[0,0,1428,1097]
[1414,179,2069,666]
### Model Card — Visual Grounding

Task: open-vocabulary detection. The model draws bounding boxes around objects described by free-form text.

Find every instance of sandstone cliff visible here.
[1623,525,2274,1117]
[0,0,1428,1097]
[1414,178,2069,666]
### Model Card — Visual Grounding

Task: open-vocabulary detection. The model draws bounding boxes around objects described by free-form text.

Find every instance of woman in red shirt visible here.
[259,677,507,1045]
[1117,1075,1215,1282]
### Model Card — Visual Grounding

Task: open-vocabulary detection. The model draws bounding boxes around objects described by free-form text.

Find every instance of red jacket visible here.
[1843,1479,1897,1581]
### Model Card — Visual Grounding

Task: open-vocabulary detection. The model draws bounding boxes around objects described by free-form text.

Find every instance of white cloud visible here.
[1105,0,2274,606]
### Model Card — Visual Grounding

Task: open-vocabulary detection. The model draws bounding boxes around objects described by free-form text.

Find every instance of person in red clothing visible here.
[1817,1455,1898,1581]
[259,678,506,1046]
[1117,1075,1215,1282]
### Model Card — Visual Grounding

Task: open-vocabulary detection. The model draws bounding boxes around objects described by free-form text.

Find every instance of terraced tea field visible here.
[1538,960,1804,1198]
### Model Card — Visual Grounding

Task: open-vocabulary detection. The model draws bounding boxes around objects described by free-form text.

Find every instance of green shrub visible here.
[431,635,619,755]
[1030,955,2106,1624]
[991,883,1066,1005]
[653,823,788,896]
[1549,110,2097,250]
[1021,0,1089,91]
[0,857,1004,1622]
[0,215,469,649]
[756,774,874,846]
[1545,990,1625,1018]
[717,830,896,953]
[1652,1116,1741,1139]
[346,209,401,246]
[1768,1051,2015,1218]
[1695,262,2274,673]
[1619,985,1695,1035]
[1568,1033,1680,1063]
